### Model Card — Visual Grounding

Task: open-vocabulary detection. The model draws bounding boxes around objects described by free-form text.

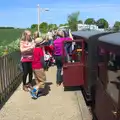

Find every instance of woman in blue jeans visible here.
[53,30,72,86]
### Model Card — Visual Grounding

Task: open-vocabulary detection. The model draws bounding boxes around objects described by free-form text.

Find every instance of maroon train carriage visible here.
[93,32,120,120]
[62,30,113,102]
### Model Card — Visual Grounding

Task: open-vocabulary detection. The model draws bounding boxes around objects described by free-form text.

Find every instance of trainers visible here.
[30,88,37,99]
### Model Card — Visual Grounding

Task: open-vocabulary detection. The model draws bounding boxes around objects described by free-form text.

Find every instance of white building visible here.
[78,24,105,31]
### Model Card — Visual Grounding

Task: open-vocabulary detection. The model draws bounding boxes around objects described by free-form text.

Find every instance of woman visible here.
[20,30,35,91]
[53,30,72,86]
[33,31,39,40]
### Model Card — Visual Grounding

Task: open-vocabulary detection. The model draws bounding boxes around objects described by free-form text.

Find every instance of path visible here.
[0,67,91,120]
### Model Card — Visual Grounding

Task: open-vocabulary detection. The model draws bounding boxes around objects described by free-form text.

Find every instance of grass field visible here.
[0,29,47,56]
[0,29,24,46]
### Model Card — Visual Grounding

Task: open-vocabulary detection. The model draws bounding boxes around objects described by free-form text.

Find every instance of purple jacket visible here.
[53,37,72,56]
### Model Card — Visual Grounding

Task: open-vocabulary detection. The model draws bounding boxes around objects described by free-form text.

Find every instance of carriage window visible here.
[98,47,120,103]
[64,41,83,63]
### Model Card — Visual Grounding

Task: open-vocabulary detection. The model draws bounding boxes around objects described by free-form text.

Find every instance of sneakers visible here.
[30,88,38,99]
[30,88,45,99]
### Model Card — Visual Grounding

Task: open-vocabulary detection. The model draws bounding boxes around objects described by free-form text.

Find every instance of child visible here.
[30,37,46,99]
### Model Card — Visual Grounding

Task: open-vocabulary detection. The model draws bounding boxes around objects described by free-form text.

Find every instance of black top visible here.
[72,30,107,39]
[98,32,120,46]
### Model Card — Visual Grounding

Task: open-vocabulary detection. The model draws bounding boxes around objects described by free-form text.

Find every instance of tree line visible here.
[31,11,120,32]
[67,11,120,32]
[0,11,120,32]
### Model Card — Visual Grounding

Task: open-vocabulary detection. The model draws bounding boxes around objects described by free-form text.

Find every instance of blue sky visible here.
[0,0,120,28]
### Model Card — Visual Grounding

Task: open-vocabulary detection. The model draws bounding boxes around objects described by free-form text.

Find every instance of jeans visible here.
[48,40,53,45]
[64,43,72,62]
[54,56,63,84]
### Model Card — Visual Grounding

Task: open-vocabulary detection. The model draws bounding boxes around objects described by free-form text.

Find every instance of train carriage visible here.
[93,32,120,120]
[62,30,113,102]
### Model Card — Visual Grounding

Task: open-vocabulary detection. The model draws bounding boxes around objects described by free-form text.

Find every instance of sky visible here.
[0,0,120,28]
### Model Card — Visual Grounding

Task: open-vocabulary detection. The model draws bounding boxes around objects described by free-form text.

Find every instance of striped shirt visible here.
[20,40,35,62]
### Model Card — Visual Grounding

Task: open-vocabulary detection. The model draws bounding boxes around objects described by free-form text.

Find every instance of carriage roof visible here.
[72,30,108,39]
[98,32,120,46]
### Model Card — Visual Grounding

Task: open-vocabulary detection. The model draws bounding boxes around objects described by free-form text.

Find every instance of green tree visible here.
[96,18,109,28]
[59,24,65,27]
[84,18,96,25]
[113,21,120,32]
[31,24,37,29]
[78,20,83,24]
[48,24,58,30]
[40,22,48,33]
[67,11,80,31]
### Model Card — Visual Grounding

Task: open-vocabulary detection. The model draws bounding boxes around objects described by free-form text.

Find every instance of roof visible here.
[98,32,120,46]
[72,30,107,39]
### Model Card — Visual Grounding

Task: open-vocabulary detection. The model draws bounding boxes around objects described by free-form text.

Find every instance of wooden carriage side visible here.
[94,32,120,120]
[70,31,113,102]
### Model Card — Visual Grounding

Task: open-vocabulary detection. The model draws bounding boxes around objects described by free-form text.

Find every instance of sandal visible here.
[23,85,29,92]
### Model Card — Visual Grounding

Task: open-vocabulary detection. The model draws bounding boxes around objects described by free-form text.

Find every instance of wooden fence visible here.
[0,51,22,106]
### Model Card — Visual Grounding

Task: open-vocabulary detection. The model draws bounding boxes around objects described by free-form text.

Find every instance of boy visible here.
[30,37,46,99]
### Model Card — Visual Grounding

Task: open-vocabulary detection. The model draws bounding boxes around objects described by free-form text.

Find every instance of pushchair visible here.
[44,45,55,70]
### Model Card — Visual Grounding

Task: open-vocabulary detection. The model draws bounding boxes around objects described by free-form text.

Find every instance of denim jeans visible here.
[48,40,53,45]
[54,56,63,84]
[64,43,72,62]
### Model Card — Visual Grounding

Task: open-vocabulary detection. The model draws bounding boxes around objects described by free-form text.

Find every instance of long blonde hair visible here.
[20,30,31,41]
[33,31,39,39]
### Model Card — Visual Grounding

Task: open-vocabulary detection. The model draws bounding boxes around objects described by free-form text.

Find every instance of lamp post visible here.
[37,4,40,33]
[37,4,49,33]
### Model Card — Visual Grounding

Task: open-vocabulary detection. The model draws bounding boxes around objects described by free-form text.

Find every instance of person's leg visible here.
[21,62,29,91]
[27,62,33,87]
[35,69,46,88]
[55,56,63,85]
[32,69,46,97]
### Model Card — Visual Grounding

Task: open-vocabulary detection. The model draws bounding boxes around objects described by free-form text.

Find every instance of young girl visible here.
[30,37,46,99]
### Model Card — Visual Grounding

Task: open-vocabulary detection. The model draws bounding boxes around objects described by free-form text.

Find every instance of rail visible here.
[0,51,22,106]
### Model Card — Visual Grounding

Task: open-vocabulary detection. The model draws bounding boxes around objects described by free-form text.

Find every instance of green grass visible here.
[0,29,24,46]
[0,28,47,56]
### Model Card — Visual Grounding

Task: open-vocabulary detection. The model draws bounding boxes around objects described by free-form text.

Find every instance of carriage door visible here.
[62,40,85,87]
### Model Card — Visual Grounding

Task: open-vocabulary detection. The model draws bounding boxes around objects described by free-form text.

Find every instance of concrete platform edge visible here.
[75,91,92,120]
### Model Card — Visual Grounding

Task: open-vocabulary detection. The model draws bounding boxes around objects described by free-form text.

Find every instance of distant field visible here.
[0,29,47,56]
[0,29,24,46]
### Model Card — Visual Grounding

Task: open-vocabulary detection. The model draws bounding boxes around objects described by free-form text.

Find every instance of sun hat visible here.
[34,37,45,45]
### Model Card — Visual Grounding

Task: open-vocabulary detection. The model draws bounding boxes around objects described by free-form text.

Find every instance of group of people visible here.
[19,29,73,99]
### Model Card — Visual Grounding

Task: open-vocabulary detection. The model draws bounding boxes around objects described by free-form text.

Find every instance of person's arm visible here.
[20,41,34,53]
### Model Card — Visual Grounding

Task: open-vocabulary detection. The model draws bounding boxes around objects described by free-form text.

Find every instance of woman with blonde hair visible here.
[33,31,39,40]
[20,30,35,91]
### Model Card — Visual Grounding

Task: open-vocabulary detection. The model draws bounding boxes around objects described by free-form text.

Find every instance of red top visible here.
[44,45,54,55]
[32,47,44,69]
